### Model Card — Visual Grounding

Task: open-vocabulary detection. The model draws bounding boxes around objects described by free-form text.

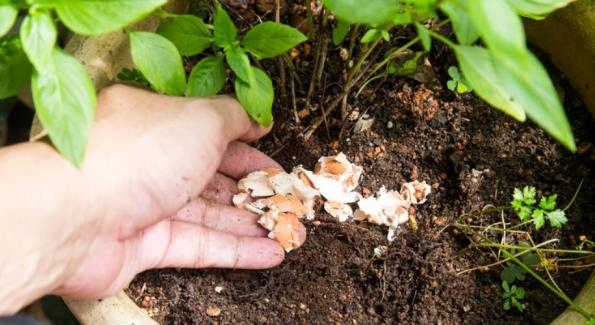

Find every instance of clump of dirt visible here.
[127,2,595,324]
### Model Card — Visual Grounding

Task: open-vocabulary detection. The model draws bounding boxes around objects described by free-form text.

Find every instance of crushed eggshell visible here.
[323,201,353,222]
[401,180,432,205]
[233,152,432,248]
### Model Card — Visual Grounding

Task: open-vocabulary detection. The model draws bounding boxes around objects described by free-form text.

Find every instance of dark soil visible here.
[126,2,595,324]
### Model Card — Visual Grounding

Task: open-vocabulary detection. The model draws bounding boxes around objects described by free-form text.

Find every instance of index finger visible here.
[218,141,282,179]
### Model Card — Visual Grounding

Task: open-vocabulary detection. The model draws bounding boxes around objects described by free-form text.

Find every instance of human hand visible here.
[44,85,305,299]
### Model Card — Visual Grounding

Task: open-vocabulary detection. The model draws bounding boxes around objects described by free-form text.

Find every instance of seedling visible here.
[502,280,526,312]
[449,184,595,320]
[446,66,471,94]
[511,186,567,230]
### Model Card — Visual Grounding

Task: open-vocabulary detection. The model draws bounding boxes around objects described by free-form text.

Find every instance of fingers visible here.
[148,221,285,270]
[218,141,283,179]
[201,172,238,205]
[171,198,268,237]
[205,96,273,143]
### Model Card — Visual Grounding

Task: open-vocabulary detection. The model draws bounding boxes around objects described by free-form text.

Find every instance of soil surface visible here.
[127,2,595,324]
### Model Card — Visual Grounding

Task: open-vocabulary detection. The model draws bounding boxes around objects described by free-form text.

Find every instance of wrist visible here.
[0,141,89,315]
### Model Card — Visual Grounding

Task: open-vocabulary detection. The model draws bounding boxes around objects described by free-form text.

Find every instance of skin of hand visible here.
[0,84,306,315]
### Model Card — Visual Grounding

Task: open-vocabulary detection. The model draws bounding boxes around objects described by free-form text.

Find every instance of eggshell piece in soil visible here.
[401,180,432,204]
[323,201,353,222]
[273,212,302,252]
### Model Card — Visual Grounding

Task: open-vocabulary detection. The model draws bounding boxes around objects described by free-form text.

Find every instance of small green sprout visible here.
[511,186,567,230]
[446,66,471,94]
[502,280,526,312]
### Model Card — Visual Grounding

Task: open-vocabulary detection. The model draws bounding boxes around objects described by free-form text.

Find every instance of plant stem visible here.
[427,29,456,48]
[502,250,595,321]
[361,36,420,82]
[563,178,584,211]
[345,38,381,91]
[475,242,594,255]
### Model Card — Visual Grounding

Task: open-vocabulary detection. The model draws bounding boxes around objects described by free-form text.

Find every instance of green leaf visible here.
[448,66,460,80]
[522,186,537,204]
[381,30,390,42]
[502,280,510,292]
[453,45,525,121]
[186,56,226,97]
[503,300,511,310]
[332,19,350,45]
[242,22,307,59]
[214,4,237,48]
[0,38,33,99]
[532,209,545,230]
[456,80,470,93]
[322,0,399,25]
[446,79,456,91]
[156,15,213,56]
[512,187,524,202]
[414,22,431,52]
[129,31,185,96]
[42,0,167,35]
[225,44,252,84]
[392,52,423,77]
[507,0,575,19]
[235,66,273,127]
[515,286,526,299]
[501,268,517,284]
[539,194,557,211]
[20,10,57,71]
[0,5,18,37]
[116,67,149,86]
[439,0,480,45]
[491,51,575,151]
[547,209,567,228]
[31,48,95,167]
[521,253,540,266]
[468,0,525,55]
[361,29,382,44]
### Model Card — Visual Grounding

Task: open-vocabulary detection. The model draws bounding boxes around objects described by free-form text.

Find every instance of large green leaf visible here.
[225,44,252,85]
[39,0,166,35]
[235,66,273,127]
[129,31,185,96]
[507,0,576,19]
[0,4,18,37]
[31,48,95,167]
[468,0,525,55]
[0,38,33,99]
[414,22,431,52]
[454,45,525,121]
[491,50,575,151]
[322,0,398,24]
[186,56,226,97]
[439,0,480,45]
[157,15,213,56]
[332,19,350,45]
[20,10,57,71]
[242,22,307,59]
[213,4,237,48]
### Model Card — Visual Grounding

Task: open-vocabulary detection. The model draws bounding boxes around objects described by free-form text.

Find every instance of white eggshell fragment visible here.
[233,152,432,248]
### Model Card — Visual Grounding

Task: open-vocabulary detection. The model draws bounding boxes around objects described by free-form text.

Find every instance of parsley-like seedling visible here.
[502,280,526,312]
[511,186,567,230]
